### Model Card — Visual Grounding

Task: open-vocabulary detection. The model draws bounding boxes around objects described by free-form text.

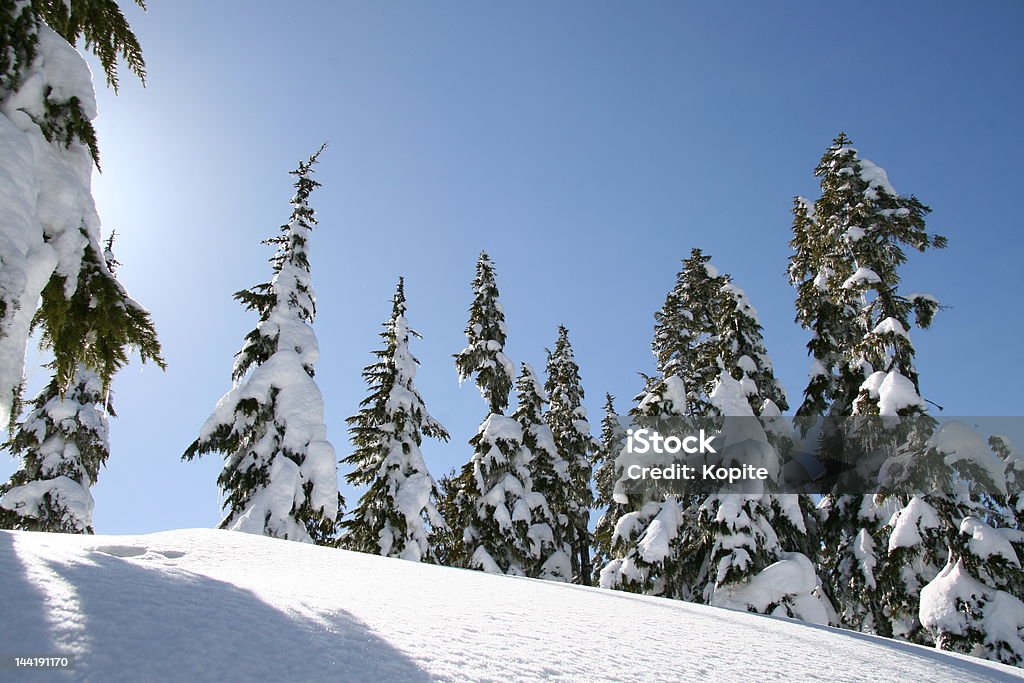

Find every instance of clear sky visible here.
[3,1,1022,533]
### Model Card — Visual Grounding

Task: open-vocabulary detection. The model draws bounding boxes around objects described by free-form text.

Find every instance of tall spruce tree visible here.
[443,252,536,574]
[183,146,341,544]
[1,234,156,533]
[591,393,627,584]
[0,365,109,532]
[513,362,571,580]
[341,278,450,562]
[600,250,726,598]
[544,325,597,584]
[789,134,947,636]
[0,1,156,427]
[878,421,1021,657]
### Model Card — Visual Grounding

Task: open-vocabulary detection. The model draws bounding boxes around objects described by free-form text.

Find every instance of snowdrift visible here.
[1,528,1020,682]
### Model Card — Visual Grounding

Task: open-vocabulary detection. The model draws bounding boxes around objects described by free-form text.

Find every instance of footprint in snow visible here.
[90,546,186,560]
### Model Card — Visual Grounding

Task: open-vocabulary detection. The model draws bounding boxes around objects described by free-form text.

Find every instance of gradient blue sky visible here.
[3,1,1022,533]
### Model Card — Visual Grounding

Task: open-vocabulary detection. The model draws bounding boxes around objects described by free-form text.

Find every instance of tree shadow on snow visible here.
[0,531,66,655]
[0,533,435,682]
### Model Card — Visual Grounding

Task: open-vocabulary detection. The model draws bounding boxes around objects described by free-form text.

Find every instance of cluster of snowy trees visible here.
[2,2,1023,669]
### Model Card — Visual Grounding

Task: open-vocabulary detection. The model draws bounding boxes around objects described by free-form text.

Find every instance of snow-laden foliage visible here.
[0,364,107,532]
[790,134,948,639]
[921,516,1024,666]
[788,132,945,419]
[875,420,1020,655]
[341,279,450,562]
[453,251,514,415]
[183,146,340,545]
[603,250,818,608]
[0,1,160,427]
[591,393,627,584]
[694,375,829,624]
[513,363,571,580]
[543,325,597,584]
[443,253,541,575]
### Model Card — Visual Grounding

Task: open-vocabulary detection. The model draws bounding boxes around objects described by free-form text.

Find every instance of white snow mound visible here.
[1,529,1021,682]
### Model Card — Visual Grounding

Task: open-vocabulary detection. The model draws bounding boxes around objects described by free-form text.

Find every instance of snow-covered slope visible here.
[1,529,1020,682]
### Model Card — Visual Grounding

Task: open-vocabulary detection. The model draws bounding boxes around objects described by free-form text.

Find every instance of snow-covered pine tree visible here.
[788,132,944,420]
[182,145,340,545]
[716,274,819,565]
[880,421,1015,651]
[991,435,1024,531]
[0,1,158,427]
[0,365,108,532]
[340,278,450,562]
[920,515,1024,666]
[1,233,155,533]
[789,134,946,636]
[443,252,534,574]
[600,250,725,598]
[694,373,829,624]
[716,280,789,415]
[513,362,572,581]
[544,325,597,584]
[591,393,627,584]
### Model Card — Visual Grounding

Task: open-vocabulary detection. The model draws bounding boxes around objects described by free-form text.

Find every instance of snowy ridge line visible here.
[1,528,1020,682]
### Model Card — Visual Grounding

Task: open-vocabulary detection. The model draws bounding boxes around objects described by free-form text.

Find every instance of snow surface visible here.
[1,529,1020,682]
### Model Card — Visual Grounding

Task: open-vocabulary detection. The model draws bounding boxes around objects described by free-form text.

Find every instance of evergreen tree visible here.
[0,0,154,427]
[694,374,829,623]
[341,278,450,562]
[183,146,340,544]
[717,280,789,415]
[591,393,627,584]
[1,234,154,533]
[789,134,946,635]
[544,325,597,584]
[600,251,723,597]
[513,362,571,581]
[878,421,1013,647]
[454,251,514,415]
[788,132,944,419]
[921,515,1024,666]
[0,365,108,532]
[443,252,535,574]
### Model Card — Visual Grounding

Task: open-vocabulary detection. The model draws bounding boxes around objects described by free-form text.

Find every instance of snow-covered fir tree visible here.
[0,365,108,533]
[920,514,1024,666]
[876,421,1018,653]
[693,373,829,624]
[789,134,947,636]
[1,234,155,534]
[340,278,450,562]
[991,435,1024,531]
[183,146,340,545]
[591,393,627,584]
[513,362,571,581]
[443,252,536,574]
[787,132,944,420]
[600,250,725,598]
[544,325,598,584]
[0,1,158,426]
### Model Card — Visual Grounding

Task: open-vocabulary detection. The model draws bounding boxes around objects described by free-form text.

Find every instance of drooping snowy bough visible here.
[0,1,161,427]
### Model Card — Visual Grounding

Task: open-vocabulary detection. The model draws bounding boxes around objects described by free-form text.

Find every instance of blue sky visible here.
[3,1,1022,533]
